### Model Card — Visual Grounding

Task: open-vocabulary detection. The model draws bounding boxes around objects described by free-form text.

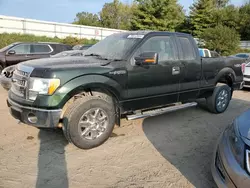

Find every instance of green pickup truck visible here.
[7,31,245,149]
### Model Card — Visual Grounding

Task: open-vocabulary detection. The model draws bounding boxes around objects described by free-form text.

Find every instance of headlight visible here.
[246,150,250,174]
[228,121,245,168]
[28,78,60,100]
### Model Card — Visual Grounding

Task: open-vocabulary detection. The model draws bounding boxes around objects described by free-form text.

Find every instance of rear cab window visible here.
[176,36,197,60]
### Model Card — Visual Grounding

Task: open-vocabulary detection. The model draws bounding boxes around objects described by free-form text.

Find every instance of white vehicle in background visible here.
[199,48,220,58]
[243,62,250,88]
[230,53,250,89]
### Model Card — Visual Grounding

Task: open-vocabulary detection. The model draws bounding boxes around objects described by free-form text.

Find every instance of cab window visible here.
[134,36,177,63]
[10,44,31,54]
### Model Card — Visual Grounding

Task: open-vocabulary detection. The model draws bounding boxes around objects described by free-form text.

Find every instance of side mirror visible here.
[7,50,16,55]
[134,52,158,65]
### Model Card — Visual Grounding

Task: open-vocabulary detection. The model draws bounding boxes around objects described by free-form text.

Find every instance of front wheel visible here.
[206,84,232,114]
[62,93,116,149]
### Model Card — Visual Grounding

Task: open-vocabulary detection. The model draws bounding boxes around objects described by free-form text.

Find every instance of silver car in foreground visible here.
[212,109,250,187]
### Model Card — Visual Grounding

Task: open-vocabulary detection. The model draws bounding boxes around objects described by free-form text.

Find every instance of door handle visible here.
[172,66,180,75]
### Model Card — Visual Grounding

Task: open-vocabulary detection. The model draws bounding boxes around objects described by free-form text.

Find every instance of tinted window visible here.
[135,36,177,62]
[236,54,249,58]
[178,37,196,60]
[11,44,31,54]
[32,45,51,53]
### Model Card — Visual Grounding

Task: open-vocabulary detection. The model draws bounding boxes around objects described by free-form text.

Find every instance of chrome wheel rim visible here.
[216,89,229,111]
[78,108,109,140]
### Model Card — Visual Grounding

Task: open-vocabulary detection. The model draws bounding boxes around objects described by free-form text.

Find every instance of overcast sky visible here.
[0,0,244,23]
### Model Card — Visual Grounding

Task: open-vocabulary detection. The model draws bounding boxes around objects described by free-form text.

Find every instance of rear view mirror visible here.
[7,50,16,55]
[135,52,158,65]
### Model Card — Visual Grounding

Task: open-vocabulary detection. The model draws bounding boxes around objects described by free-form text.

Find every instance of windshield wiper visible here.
[85,53,102,57]
[85,53,109,60]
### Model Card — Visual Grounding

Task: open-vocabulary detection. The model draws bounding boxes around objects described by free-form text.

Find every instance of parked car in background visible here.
[73,44,94,50]
[231,53,250,60]
[0,49,87,91]
[199,48,220,57]
[211,108,250,188]
[51,50,86,58]
[0,42,72,71]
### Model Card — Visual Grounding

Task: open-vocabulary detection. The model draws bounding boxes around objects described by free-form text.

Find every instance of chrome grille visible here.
[11,65,33,98]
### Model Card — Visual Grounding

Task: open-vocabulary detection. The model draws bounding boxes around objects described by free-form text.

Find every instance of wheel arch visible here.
[215,67,236,88]
[57,75,123,126]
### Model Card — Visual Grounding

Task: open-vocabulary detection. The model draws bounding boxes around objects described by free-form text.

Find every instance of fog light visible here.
[27,113,38,124]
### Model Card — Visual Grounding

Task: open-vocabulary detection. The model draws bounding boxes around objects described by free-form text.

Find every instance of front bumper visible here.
[243,77,250,88]
[7,98,62,128]
[211,129,250,188]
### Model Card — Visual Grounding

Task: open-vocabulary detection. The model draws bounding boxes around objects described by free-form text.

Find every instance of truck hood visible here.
[21,56,109,69]
[237,109,250,141]
[18,56,114,84]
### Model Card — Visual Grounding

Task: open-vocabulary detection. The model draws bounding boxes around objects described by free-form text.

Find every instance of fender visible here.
[0,57,6,68]
[214,67,236,85]
[42,75,125,109]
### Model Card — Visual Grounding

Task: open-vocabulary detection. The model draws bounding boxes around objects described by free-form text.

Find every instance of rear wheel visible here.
[206,84,231,114]
[62,92,116,149]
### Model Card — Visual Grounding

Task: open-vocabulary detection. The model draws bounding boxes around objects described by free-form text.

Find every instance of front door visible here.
[5,44,33,66]
[124,35,182,111]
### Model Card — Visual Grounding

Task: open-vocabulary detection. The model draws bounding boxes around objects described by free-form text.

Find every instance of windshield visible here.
[0,43,16,52]
[84,33,143,60]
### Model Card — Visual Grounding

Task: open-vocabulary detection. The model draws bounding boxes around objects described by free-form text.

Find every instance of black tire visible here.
[62,92,116,149]
[206,84,232,114]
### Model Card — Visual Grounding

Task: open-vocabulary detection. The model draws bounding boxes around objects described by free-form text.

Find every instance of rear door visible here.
[30,44,53,59]
[5,44,33,66]
[176,35,202,101]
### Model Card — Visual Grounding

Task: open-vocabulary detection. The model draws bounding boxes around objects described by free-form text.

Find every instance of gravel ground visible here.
[0,88,249,188]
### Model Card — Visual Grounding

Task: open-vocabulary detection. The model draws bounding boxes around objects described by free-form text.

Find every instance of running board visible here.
[126,102,197,120]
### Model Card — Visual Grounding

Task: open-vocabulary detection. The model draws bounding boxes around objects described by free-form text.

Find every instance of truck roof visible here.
[119,30,191,37]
